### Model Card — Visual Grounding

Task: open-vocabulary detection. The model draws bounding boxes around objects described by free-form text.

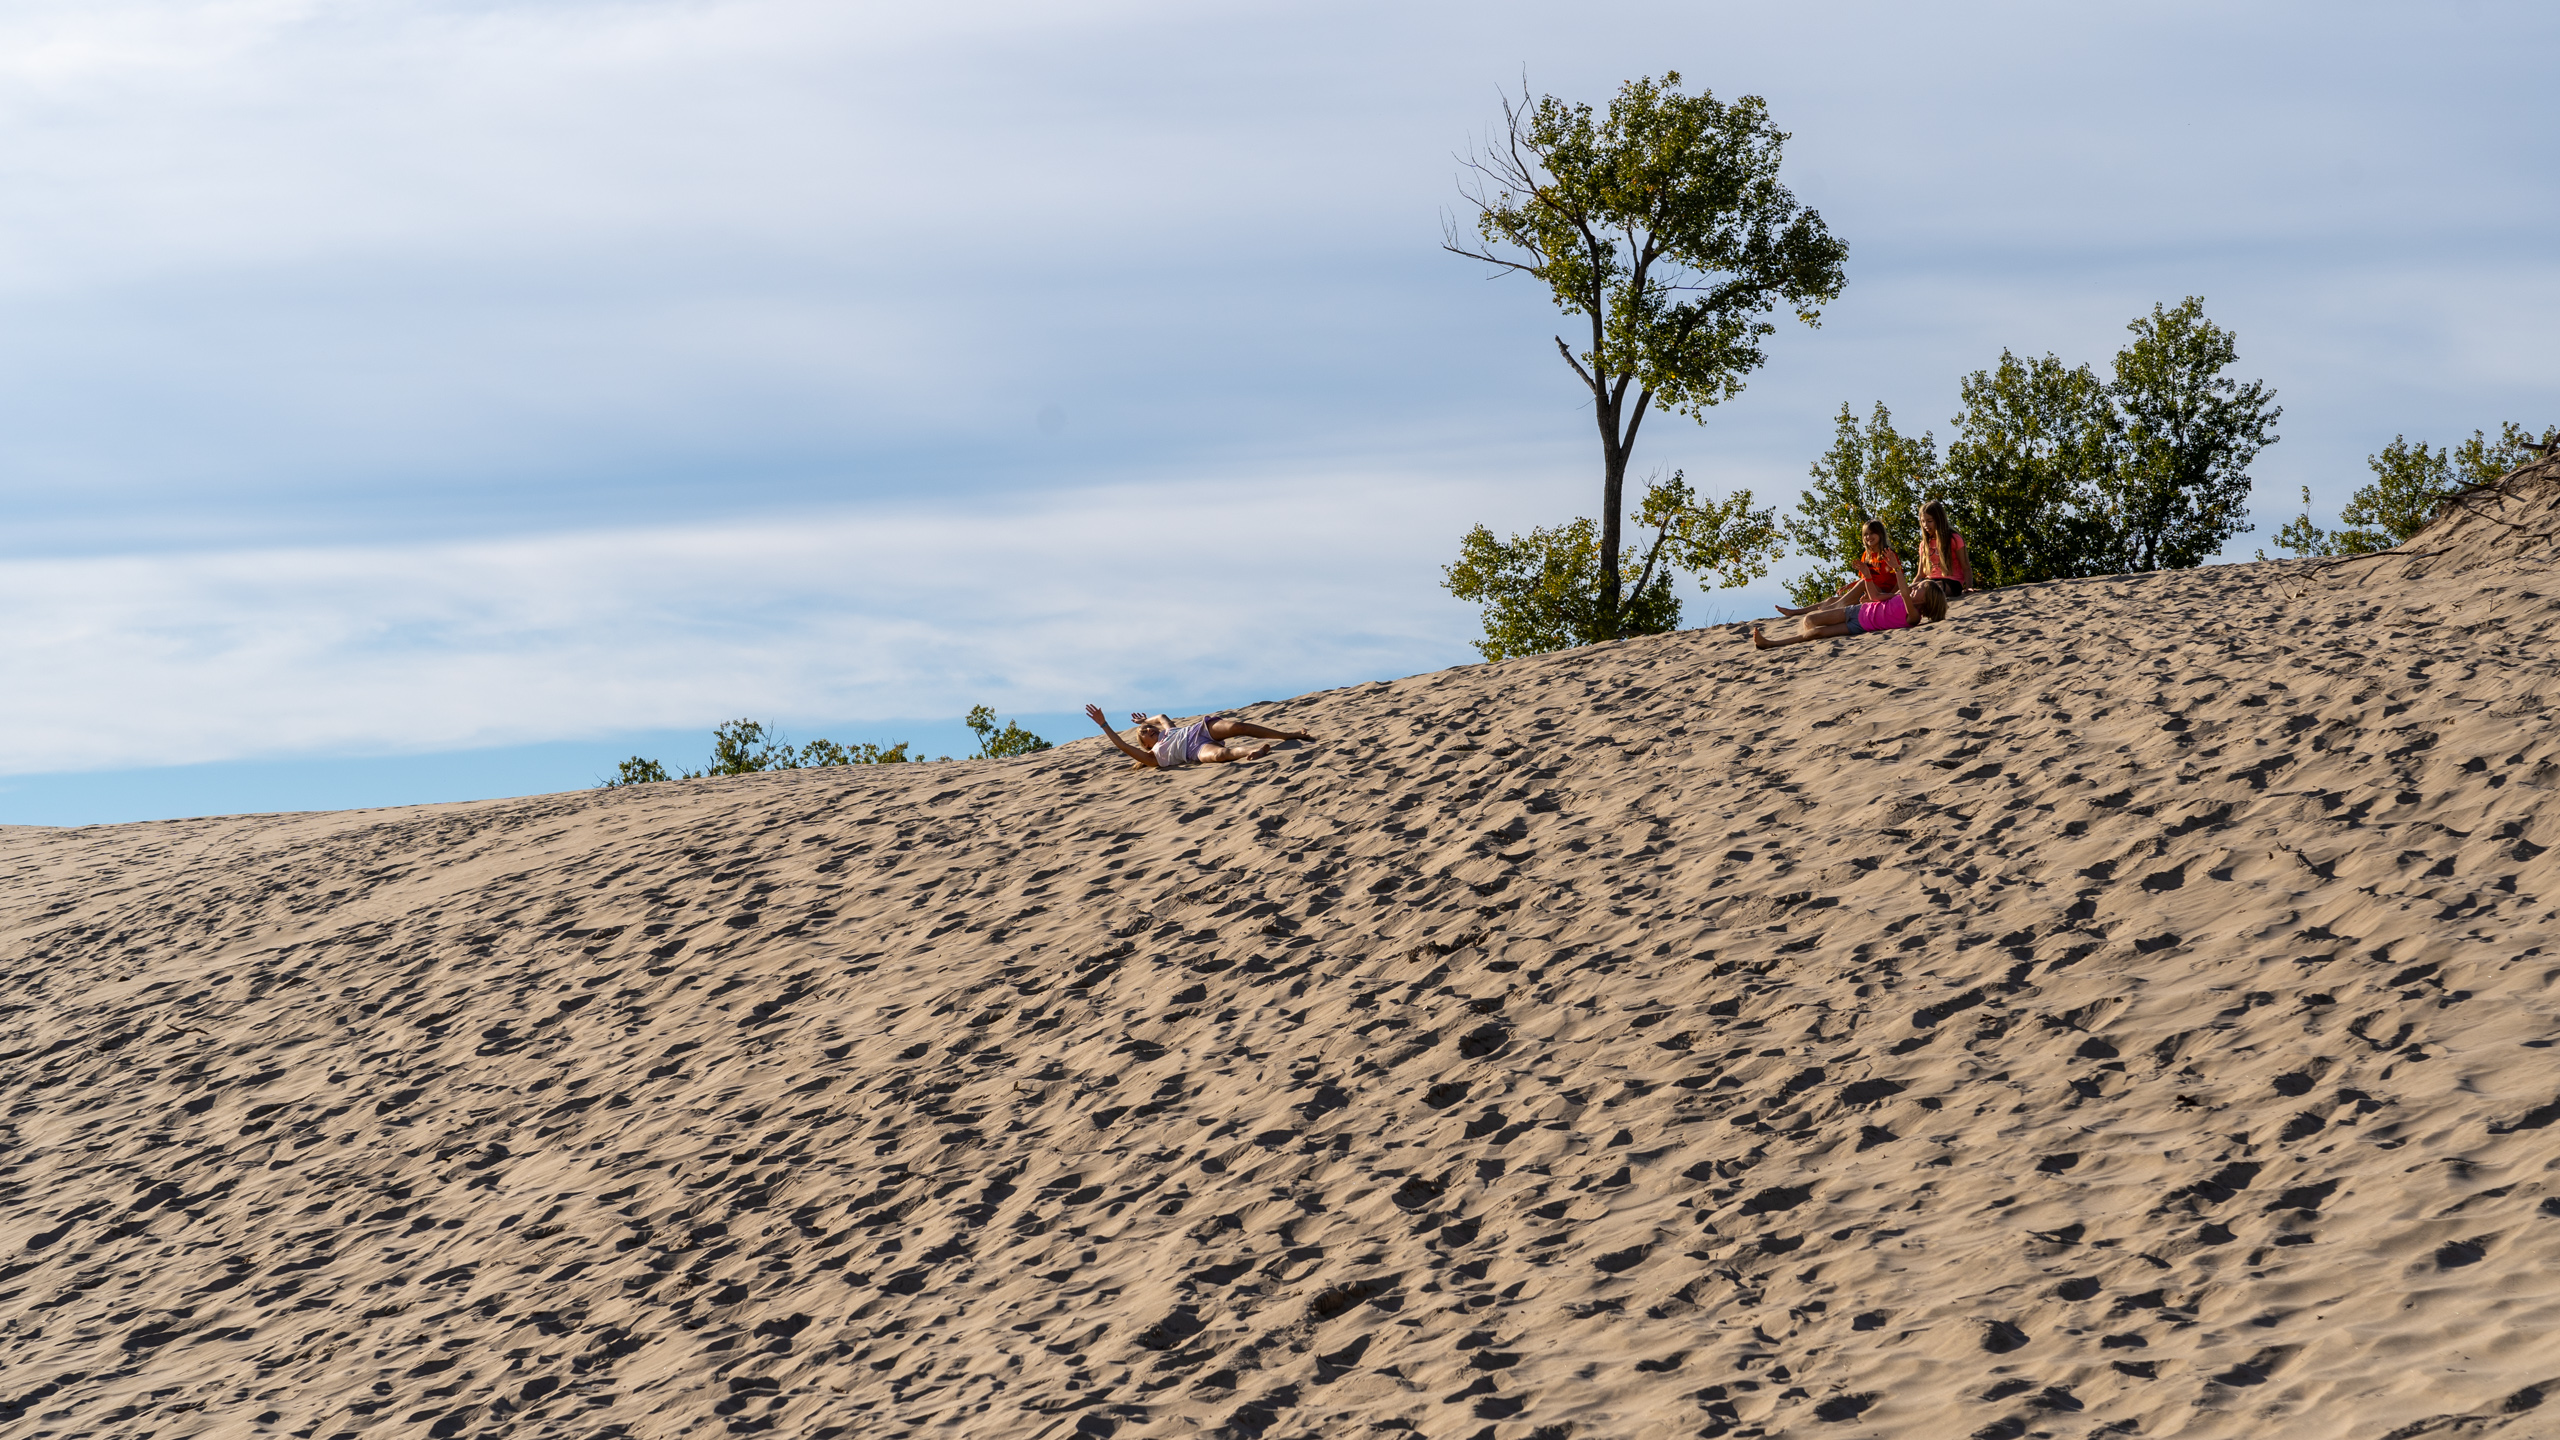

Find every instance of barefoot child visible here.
[1082,705,1316,769]
[1753,580,1949,650]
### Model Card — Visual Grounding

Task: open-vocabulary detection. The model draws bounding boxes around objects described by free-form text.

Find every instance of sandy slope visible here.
[3,472,2558,1440]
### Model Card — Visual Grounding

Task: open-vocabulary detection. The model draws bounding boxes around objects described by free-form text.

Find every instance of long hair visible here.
[1918,500,1955,573]
[1912,579,1949,623]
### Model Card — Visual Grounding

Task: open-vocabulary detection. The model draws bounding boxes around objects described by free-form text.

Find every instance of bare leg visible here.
[1786,597,1855,617]
[1752,615,1855,650]
[1776,579,1867,617]
[1209,718,1313,743]
[1198,743,1275,764]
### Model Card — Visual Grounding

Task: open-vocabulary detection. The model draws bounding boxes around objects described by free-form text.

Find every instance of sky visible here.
[1,0,2554,824]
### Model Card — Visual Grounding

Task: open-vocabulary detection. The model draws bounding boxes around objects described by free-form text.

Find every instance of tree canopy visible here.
[1442,72,1843,647]
[1789,300,2278,592]
[2097,299,2281,572]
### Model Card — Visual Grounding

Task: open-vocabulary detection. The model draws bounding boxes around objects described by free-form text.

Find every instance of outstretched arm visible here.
[1084,704,1158,767]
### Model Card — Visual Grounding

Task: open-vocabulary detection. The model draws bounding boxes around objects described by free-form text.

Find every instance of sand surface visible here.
[4,468,2559,1440]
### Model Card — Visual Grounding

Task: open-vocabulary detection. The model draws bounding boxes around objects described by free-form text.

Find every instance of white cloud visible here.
[0,459,1580,774]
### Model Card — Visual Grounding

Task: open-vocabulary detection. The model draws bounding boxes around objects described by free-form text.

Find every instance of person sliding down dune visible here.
[1752,579,1949,649]
[1082,705,1315,768]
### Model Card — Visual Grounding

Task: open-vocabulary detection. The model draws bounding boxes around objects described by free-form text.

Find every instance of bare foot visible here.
[1287,731,1318,742]
[1240,744,1275,761]
[1775,603,1813,617]
[1751,624,1774,650]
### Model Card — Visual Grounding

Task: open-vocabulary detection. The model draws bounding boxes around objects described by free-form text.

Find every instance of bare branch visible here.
[1441,241,1544,278]
[1627,505,1673,601]
[1553,336,1597,392]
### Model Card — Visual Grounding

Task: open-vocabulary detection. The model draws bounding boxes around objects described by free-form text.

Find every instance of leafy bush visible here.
[598,716,912,787]
[966,706,1052,759]
[1443,471,1774,662]
[598,707,1052,788]
[2264,422,2551,559]
[605,756,672,787]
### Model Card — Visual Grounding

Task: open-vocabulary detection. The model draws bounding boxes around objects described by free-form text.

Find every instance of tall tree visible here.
[1936,299,2278,585]
[1942,351,2119,587]
[1445,72,1847,639]
[2098,298,2280,571]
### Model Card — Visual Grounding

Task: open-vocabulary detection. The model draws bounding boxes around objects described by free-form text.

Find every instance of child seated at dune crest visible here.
[1915,499,1974,598]
[1779,516,1906,616]
[1083,705,1315,768]
[1752,579,1948,649]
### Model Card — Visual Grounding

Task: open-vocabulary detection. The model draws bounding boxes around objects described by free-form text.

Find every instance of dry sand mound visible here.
[3,522,2558,1440]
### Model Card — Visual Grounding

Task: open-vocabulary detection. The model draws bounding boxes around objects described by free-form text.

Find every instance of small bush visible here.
[598,718,912,787]
[596,706,1047,787]
[602,756,672,788]
[966,706,1052,760]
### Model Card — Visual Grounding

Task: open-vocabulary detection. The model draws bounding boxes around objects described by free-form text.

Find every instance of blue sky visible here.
[2,0,2554,824]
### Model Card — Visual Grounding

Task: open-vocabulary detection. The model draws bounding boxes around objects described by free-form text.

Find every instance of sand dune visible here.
[3,467,2557,1440]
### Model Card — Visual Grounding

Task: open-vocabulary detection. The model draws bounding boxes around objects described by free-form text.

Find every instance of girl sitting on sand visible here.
[1779,516,1906,616]
[1752,579,1949,649]
[1916,499,1975,598]
[1082,705,1315,769]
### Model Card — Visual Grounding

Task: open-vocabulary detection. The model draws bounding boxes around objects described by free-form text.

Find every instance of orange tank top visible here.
[1855,548,1901,593]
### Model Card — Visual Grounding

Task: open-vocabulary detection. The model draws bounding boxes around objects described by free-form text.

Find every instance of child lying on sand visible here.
[1752,580,1949,649]
[1083,705,1315,768]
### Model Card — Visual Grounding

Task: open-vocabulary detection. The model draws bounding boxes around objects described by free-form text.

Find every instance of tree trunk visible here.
[1596,390,1626,639]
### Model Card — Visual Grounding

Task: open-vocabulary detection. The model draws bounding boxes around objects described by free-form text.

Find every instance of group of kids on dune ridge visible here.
[1082,501,1975,770]
[1752,497,1973,649]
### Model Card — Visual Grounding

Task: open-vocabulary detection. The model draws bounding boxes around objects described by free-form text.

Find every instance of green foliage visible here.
[1459,73,1850,422]
[2452,421,2552,486]
[1943,350,2120,587]
[1637,470,1783,591]
[1445,517,1679,663]
[2335,435,2447,554]
[1933,297,2278,585]
[1443,470,1774,662]
[2262,422,2550,562]
[696,718,796,777]
[2332,423,2552,554]
[1784,402,1940,605]
[2096,298,2281,572]
[2266,486,2337,559]
[596,717,912,788]
[601,756,672,787]
[1448,71,1846,638]
[965,706,1053,760]
[792,737,915,768]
